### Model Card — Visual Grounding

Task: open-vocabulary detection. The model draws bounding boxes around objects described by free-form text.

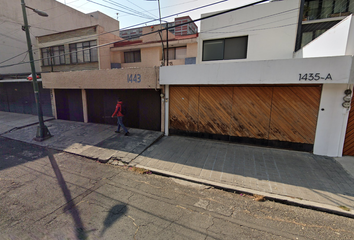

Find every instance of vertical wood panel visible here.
[170,87,190,131]
[198,86,233,135]
[188,87,200,132]
[343,99,354,156]
[269,86,321,144]
[230,87,272,139]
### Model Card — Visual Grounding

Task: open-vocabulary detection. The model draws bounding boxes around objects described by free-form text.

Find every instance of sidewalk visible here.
[1,111,354,217]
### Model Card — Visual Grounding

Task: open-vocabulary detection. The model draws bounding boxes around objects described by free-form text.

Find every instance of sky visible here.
[55,0,262,29]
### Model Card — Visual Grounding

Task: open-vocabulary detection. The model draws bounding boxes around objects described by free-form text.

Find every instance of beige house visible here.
[40,16,198,133]
[0,0,120,116]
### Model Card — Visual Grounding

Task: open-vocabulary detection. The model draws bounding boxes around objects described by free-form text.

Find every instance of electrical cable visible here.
[1,0,290,69]
[124,0,157,19]
[87,0,155,19]
[1,0,230,61]
[104,0,156,19]
[0,50,29,65]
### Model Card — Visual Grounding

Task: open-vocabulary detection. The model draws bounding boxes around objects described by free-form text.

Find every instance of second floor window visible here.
[41,46,65,66]
[163,47,187,60]
[69,40,98,64]
[202,36,248,61]
[124,50,141,63]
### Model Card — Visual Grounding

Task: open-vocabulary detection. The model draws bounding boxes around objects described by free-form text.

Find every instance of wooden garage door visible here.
[170,85,321,146]
[343,99,354,156]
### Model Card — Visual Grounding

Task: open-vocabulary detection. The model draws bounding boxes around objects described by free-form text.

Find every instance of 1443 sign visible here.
[127,74,141,83]
[299,73,332,81]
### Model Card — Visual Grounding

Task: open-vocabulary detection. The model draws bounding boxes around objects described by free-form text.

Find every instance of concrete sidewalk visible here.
[0,112,163,163]
[1,111,354,217]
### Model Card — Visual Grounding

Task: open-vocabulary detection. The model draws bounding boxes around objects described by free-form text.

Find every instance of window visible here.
[41,46,65,66]
[304,0,352,20]
[124,50,141,63]
[202,36,248,61]
[163,47,187,60]
[69,40,98,64]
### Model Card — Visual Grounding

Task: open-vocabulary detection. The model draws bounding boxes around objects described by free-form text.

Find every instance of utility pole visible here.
[21,0,51,141]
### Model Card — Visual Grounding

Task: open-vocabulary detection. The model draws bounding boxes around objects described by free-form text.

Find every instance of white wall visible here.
[197,0,300,63]
[313,84,352,157]
[161,56,353,85]
[295,15,353,58]
[0,0,119,75]
[346,15,354,55]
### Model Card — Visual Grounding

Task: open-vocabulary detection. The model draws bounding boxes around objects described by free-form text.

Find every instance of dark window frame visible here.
[41,45,65,66]
[202,36,248,61]
[69,40,98,64]
[124,50,141,63]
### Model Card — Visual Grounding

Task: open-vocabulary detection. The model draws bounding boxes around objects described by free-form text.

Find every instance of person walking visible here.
[111,98,130,136]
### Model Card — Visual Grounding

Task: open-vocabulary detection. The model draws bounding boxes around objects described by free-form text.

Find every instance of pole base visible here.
[33,125,52,142]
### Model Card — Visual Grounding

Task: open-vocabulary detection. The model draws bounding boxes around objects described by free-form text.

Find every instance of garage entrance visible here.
[169,85,322,151]
[86,89,161,131]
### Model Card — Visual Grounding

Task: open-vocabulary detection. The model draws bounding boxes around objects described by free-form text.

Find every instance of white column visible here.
[313,84,352,157]
[164,85,170,136]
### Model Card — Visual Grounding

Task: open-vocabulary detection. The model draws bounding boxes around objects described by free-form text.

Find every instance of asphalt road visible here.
[1,136,354,240]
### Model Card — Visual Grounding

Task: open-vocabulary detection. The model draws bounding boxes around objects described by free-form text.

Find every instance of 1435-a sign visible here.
[127,74,141,83]
[299,73,332,81]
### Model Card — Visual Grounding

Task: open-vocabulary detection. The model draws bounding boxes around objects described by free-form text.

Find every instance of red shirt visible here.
[112,101,124,117]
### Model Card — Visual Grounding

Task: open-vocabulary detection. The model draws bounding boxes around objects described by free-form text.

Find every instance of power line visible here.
[0,51,28,65]
[87,0,155,20]
[124,0,157,19]
[202,8,298,34]
[104,0,156,19]
[0,0,276,69]
[4,0,230,57]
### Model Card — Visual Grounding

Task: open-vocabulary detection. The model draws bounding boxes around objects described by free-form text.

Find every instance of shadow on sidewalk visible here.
[136,136,354,209]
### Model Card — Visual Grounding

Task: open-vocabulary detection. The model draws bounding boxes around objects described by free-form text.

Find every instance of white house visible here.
[160,0,354,157]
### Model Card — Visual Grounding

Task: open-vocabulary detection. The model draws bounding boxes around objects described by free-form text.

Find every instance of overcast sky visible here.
[55,0,264,29]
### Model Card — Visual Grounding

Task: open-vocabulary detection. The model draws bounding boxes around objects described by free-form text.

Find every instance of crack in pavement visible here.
[36,178,108,225]
[126,215,139,240]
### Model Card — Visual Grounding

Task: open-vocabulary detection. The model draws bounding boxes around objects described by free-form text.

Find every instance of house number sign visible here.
[127,74,141,83]
[299,73,332,81]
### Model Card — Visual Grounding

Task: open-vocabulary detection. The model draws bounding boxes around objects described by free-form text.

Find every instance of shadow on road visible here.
[47,149,88,240]
[100,204,127,237]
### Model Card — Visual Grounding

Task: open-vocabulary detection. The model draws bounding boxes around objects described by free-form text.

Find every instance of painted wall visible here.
[42,67,160,89]
[0,0,119,75]
[111,39,198,68]
[313,84,352,157]
[295,15,353,58]
[197,0,300,63]
[97,26,122,70]
[160,56,353,85]
[346,15,354,55]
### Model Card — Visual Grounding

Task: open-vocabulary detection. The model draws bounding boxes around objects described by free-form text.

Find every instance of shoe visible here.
[115,130,120,133]
[124,132,130,136]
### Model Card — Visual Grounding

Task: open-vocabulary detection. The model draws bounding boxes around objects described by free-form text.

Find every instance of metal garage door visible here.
[86,89,161,131]
[0,81,52,116]
[169,85,322,151]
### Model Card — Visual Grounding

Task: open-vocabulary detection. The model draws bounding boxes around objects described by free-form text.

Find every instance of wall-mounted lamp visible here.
[342,89,352,108]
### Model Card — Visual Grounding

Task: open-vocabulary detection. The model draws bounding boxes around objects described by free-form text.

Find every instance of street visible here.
[1,136,354,240]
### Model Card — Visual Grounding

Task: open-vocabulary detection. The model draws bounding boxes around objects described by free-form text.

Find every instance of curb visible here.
[135,164,354,219]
